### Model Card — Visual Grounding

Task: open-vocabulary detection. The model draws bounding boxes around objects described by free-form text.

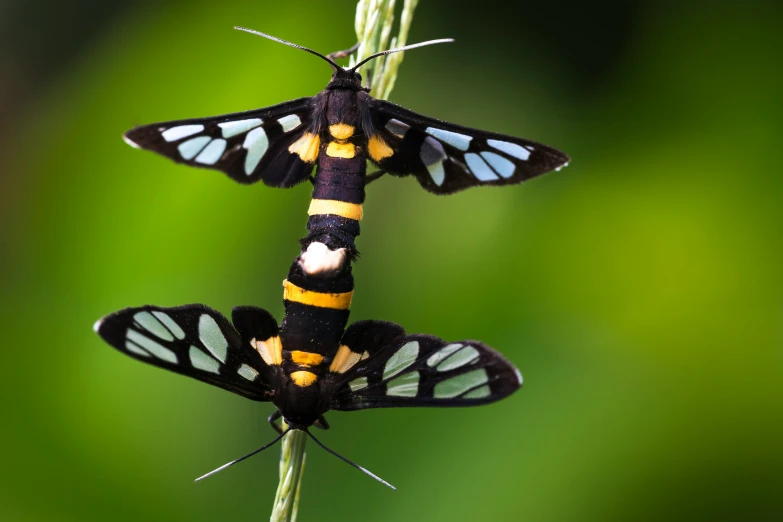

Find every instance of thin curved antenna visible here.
[305,429,396,490]
[234,26,340,71]
[194,427,291,482]
[349,38,454,72]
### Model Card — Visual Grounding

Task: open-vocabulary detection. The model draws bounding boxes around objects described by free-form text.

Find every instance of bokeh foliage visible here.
[0,1,781,521]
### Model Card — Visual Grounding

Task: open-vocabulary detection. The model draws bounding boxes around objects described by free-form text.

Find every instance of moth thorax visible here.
[326,90,360,130]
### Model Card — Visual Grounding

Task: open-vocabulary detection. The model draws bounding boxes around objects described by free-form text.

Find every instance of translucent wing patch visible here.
[124,98,316,188]
[327,322,522,410]
[362,93,570,195]
[95,304,282,401]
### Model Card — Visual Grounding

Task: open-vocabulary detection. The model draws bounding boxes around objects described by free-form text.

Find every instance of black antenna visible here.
[349,38,454,72]
[235,27,340,71]
[194,427,291,482]
[305,429,396,490]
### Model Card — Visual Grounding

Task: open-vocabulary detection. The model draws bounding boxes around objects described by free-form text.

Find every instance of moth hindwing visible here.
[325,320,523,410]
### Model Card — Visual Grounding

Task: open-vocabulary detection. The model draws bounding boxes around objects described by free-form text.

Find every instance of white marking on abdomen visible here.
[299,242,348,276]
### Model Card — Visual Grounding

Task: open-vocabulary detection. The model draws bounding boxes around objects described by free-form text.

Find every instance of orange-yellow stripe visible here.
[290,370,318,387]
[291,350,324,367]
[307,199,363,221]
[282,279,353,309]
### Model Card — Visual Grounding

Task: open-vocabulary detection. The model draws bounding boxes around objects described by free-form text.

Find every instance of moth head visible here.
[326,68,364,91]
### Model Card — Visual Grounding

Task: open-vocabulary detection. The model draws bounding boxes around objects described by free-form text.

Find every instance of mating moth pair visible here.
[95,28,569,487]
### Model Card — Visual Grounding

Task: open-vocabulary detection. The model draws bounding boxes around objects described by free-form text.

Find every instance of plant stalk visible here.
[268,2,419,519]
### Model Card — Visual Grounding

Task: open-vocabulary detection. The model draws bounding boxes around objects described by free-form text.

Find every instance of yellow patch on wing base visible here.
[291,350,324,367]
[329,123,355,140]
[282,279,354,309]
[251,336,282,366]
[329,344,362,373]
[326,141,356,158]
[368,135,394,161]
[288,132,320,163]
[307,199,363,221]
[290,370,318,387]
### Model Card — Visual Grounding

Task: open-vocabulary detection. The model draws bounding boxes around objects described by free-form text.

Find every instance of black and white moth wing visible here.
[327,320,522,410]
[95,304,281,401]
[362,93,570,195]
[124,98,315,188]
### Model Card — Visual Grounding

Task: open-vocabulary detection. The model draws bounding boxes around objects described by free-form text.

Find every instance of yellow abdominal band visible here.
[307,199,363,221]
[282,279,353,309]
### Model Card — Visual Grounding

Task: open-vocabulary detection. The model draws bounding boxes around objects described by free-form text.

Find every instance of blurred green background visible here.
[1,0,782,520]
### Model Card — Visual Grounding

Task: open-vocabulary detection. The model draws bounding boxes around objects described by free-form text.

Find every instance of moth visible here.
[123,28,570,209]
[94,302,521,487]
[103,28,560,487]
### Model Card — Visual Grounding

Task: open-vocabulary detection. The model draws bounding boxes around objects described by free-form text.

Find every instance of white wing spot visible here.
[427,162,445,186]
[420,137,448,186]
[277,114,302,132]
[487,139,531,161]
[243,127,269,175]
[219,118,262,138]
[151,311,185,340]
[122,134,141,149]
[126,329,177,364]
[238,363,259,381]
[433,368,489,398]
[426,344,463,367]
[480,151,515,179]
[178,136,210,160]
[436,346,480,372]
[189,346,220,374]
[386,371,419,397]
[426,127,472,151]
[385,119,410,138]
[383,341,419,380]
[465,153,499,181]
[162,124,204,142]
[195,139,227,165]
[133,311,174,341]
[125,341,151,358]
[198,314,228,363]
[462,385,491,399]
[349,377,368,391]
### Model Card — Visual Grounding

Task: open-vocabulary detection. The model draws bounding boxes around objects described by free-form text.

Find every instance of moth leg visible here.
[326,42,360,61]
[313,415,330,431]
[365,169,386,184]
[268,410,283,434]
